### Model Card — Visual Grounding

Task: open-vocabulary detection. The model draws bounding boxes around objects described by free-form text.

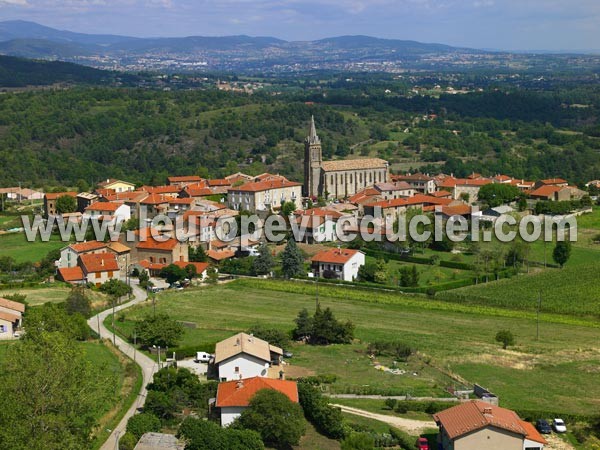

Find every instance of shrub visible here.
[298,382,346,439]
[118,432,138,450]
[126,413,161,440]
[384,398,397,410]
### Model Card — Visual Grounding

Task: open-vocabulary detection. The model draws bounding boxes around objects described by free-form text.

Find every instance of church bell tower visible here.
[304,115,322,198]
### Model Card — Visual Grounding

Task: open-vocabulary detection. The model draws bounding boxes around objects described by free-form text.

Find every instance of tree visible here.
[99,278,132,300]
[341,432,375,450]
[55,194,76,214]
[206,267,218,284]
[297,382,346,439]
[160,264,187,285]
[65,286,92,317]
[373,258,388,284]
[134,314,184,348]
[310,305,354,345]
[184,263,198,279]
[252,243,274,275]
[237,389,306,448]
[281,239,304,278]
[178,417,264,450]
[281,200,297,217]
[495,330,515,350]
[292,308,313,341]
[25,302,90,341]
[126,412,161,439]
[553,240,572,268]
[189,245,208,263]
[119,432,138,450]
[144,390,178,420]
[478,184,521,208]
[385,398,398,410]
[247,324,289,350]
[0,332,112,449]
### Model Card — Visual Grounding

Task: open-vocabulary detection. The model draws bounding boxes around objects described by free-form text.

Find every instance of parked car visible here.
[553,418,567,433]
[416,437,429,450]
[536,419,552,434]
[195,352,213,363]
[283,351,293,358]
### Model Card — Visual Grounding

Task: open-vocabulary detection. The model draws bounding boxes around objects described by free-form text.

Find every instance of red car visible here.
[416,437,429,450]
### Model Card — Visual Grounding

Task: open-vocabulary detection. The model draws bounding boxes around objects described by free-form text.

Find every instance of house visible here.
[480,205,515,223]
[227,177,302,213]
[136,236,189,268]
[373,181,416,200]
[214,332,283,382]
[390,173,436,194]
[59,240,108,268]
[83,201,131,224]
[293,208,347,243]
[107,241,132,274]
[434,401,547,450]
[167,175,205,188]
[134,432,184,450]
[172,261,209,280]
[97,178,135,193]
[0,297,25,340]
[79,252,120,287]
[438,177,493,203]
[216,377,299,427]
[43,192,77,218]
[528,185,576,202]
[534,178,569,189]
[311,248,365,282]
[57,266,86,285]
[139,194,170,219]
[76,192,99,213]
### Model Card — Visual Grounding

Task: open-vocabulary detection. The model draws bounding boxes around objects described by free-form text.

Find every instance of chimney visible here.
[236,379,244,389]
[483,407,493,415]
[101,258,105,267]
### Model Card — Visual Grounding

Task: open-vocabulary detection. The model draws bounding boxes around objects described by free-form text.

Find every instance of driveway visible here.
[88,281,159,450]
[331,404,436,435]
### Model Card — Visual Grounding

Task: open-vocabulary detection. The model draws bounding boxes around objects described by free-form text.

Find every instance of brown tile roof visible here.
[433,401,527,441]
[520,420,547,445]
[168,175,204,184]
[216,377,298,408]
[69,240,108,253]
[140,194,170,205]
[0,297,26,313]
[230,178,302,193]
[312,248,362,264]
[85,201,122,212]
[215,332,282,364]
[0,310,20,323]
[57,266,86,283]
[321,158,388,172]
[107,242,131,254]
[529,185,562,198]
[391,173,433,182]
[141,185,181,195]
[540,178,568,185]
[136,237,180,251]
[173,261,209,273]
[44,192,77,200]
[79,252,119,273]
[207,249,235,261]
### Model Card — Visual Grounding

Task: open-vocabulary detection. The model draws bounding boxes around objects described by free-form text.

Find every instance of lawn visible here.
[115,280,600,415]
[0,231,65,263]
[0,284,109,307]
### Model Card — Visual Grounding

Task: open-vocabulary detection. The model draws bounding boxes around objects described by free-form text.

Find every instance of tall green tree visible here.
[252,243,274,275]
[65,286,92,318]
[133,313,184,348]
[281,239,304,278]
[237,389,306,449]
[55,195,77,214]
[553,240,572,268]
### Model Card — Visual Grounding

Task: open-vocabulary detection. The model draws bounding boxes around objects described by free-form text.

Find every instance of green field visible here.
[115,280,600,415]
[0,232,64,263]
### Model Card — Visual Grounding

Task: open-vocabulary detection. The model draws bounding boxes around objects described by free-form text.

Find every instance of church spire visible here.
[307,115,320,145]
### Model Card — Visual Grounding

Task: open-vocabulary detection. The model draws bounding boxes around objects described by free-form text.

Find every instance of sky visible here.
[0,0,599,51]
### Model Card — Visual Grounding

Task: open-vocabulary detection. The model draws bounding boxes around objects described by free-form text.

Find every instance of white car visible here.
[552,418,567,433]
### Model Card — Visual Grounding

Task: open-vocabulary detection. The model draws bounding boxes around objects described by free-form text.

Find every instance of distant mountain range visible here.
[0,20,597,73]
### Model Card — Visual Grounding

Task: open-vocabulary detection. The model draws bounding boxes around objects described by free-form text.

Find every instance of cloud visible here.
[0,0,28,4]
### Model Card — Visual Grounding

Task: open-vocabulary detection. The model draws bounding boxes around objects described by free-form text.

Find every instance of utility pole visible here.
[112,297,116,345]
[97,314,101,339]
[133,330,137,363]
[536,290,542,341]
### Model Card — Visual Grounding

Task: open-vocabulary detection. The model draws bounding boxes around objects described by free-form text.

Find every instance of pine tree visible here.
[252,243,274,275]
[281,239,304,278]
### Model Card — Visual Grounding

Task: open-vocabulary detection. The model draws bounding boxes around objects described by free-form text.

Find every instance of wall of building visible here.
[0,318,15,340]
[218,354,270,381]
[323,168,388,199]
[453,426,523,450]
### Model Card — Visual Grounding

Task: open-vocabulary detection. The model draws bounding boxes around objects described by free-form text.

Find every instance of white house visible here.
[78,252,120,288]
[59,240,108,268]
[216,377,298,427]
[0,297,25,340]
[311,248,365,282]
[214,332,283,382]
[83,201,131,224]
[294,208,347,243]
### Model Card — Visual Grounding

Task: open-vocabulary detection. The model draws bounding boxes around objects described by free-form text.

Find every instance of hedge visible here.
[170,343,216,360]
[365,249,434,265]
[439,260,475,270]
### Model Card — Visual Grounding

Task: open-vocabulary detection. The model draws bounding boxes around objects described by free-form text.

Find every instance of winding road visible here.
[331,404,436,435]
[88,281,158,450]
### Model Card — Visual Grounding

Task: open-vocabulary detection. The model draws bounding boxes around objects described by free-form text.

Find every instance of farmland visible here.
[115,280,600,415]
[0,231,64,263]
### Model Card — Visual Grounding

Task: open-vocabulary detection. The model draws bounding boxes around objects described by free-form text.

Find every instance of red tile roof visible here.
[540,178,568,185]
[45,192,77,200]
[69,240,107,253]
[436,204,472,216]
[57,266,86,283]
[529,185,562,198]
[520,420,548,445]
[79,252,119,273]
[295,208,344,219]
[208,178,231,187]
[168,176,204,184]
[0,310,20,323]
[140,194,170,205]
[230,178,302,193]
[207,249,235,261]
[173,261,209,273]
[312,248,362,264]
[433,401,527,441]
[216,377,299,408]
[431,190,452,198]
[141,185,181,195]
[85,201,122,212]
[0,297,26,313]
[136,237,180,251]
[184,187,215,197]
[139,260,167,271]
[391,173,433,182]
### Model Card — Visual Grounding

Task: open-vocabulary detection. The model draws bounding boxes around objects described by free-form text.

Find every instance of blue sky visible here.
[0,0,599,51]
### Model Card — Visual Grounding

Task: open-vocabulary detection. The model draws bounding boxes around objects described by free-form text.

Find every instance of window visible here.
[0,325,5,333]
[95,272,101,279]
[108,271,113,277]
[235,366,240,373]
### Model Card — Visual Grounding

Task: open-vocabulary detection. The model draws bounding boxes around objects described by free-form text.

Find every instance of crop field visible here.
[115,280,600,415]
[0,284,108,307]
[0,232,64,263]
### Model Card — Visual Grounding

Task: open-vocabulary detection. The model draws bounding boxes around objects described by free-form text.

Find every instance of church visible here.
[304,116,389,199]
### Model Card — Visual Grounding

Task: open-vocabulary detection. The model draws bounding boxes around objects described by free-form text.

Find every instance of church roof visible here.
[321,158,388,172]
[306,115,321,145]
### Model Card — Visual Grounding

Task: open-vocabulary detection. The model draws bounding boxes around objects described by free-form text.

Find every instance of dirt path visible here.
[331,404,436,435]
[545,435,576,450]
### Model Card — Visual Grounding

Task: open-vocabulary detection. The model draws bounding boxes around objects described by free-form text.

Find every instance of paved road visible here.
[88,282,158,450]
[331,404,436,435]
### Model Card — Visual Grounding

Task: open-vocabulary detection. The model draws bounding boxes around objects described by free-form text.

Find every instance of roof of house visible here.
[214,332,282,364]
[540,178,568,185]
[79,252,120,273]
[295,208,344,219]
[436,204,472,217]
[206,249,235,261]
[136,237,180,251]
[68,240,108,253]
[98,178,134,188]
[433,401,527,441]
[140,194,170,205]
[216,377,299,408]
[183,187,215,197]
[529,185,563,198]
[391,173,433,182]
[57,266,86,283]
[0,297,26,313]
[367,194,453,209]
[45,191,77,200]
[85,201,122,212]
[168,175,204,184]
[107,241,131,254]
[0,310,20,323]
[134,432,184,450]
[312,248,362,264]
[141,185,181,195]
[173,261,209,273]
[321,158,388,172]
[519,420,548,445]
[431,190,453,198]
[230,178,302,193]
[207,178,231,187]
[139,260,167,271]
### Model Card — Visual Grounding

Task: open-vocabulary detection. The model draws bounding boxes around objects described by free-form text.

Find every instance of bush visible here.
[367,341,414,360]
[388,427,418,450]
[341,432,375,450]
[178,417,264,450]
[118,432,138,450]
[298,382,346,439]
[384,398,397,410]
[126,413,161,439]
[395,401,455,414]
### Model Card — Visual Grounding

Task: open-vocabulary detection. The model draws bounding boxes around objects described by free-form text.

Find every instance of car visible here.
[416,437,429,450]
[283,351,293,358]
[195,352,213,363]
[536,419,552,434]
[553,418,567,433]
